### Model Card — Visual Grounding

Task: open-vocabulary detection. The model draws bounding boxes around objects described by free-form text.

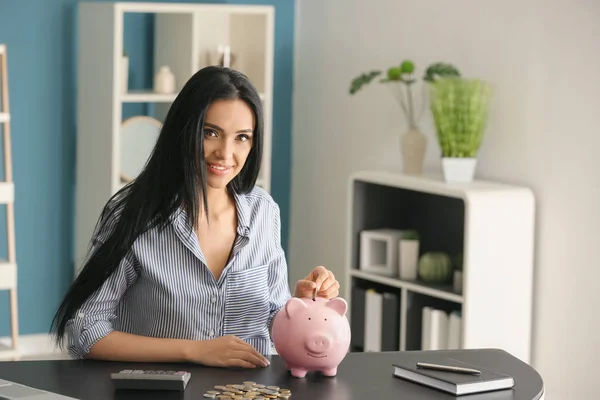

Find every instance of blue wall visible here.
[0,0,294,336]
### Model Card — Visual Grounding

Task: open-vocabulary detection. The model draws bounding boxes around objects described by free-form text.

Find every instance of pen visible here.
[416,362,481,375]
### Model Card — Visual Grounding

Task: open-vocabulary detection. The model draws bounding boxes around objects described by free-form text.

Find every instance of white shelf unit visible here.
[0,43,19,361]
[345,170,535,364]
[75,2,274,276]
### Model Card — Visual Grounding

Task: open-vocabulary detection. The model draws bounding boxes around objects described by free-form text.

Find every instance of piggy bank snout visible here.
[306,334,332,354]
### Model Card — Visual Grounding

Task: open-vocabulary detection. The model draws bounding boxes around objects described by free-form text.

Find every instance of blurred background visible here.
[0,0,598,398]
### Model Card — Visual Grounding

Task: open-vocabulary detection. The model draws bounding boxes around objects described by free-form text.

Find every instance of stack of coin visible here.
[203,381,291,399]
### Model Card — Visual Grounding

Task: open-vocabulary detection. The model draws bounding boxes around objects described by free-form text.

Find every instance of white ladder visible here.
[0,44,19,360]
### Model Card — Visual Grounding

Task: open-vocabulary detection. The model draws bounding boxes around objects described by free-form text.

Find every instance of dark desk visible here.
[0,349,543,400]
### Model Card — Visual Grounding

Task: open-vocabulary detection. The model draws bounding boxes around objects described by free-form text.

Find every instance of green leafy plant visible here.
[402,230,420,240]
[349,61,460,129]
[429,77,493,158]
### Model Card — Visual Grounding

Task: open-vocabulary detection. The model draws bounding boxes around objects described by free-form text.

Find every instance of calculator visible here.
[110,369,191,391]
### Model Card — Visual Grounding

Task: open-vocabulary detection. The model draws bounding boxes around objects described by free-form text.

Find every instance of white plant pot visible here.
[442,157,477,182]
[453,270,463,293]
[399,240,419,280]
[121,56,129,94]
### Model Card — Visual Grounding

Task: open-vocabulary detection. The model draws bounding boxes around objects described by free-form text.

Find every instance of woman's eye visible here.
[238,134,251,142]
[204,129,217,137]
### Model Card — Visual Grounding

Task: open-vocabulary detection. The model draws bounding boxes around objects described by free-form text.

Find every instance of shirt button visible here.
[211,296,217,303]
[209,330,214,337]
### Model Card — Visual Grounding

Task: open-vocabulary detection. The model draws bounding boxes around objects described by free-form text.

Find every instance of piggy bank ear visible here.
[326,297,348,316]
[285,297,308,318]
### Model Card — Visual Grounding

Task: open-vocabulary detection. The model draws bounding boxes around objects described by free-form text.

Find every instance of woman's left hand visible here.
[294,266,340,299]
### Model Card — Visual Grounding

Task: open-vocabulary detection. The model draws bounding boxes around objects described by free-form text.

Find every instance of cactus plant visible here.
[418,252,453,283]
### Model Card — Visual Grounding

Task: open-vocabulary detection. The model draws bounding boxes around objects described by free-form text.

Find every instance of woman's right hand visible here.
[188,335,270,368]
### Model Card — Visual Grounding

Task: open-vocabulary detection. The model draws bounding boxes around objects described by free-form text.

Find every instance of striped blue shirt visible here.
[66,186,292,359]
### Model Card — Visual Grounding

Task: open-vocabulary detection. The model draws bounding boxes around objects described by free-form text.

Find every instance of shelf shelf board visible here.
[349,269,463,304]
[120,91,265,103]
[0,112,9,123]
[121,90,178,103]
[351,170,532,200]
[116,2,274,15]
[0,182,14,204]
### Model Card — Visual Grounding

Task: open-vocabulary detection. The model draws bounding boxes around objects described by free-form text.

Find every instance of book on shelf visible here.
[393,357,515,396]
[422,307,461,351]
[351,286,399,352]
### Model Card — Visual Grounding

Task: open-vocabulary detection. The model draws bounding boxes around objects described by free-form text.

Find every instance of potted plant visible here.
[398,229,420,280]
[349,61,461,174]
[428,77,493,182]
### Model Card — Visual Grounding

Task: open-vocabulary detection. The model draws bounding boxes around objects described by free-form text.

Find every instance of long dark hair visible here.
[50,66,264,346]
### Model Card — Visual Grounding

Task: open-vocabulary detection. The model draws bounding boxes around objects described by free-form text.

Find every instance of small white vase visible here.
[399,239,419,280]
[401,129,427,174]
[154,66,175,94]
[442,157,477,182]
[453,270,463,293]
[121,56,129,94]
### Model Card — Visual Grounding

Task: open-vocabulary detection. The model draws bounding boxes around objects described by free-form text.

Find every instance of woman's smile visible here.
[207,162,234,176]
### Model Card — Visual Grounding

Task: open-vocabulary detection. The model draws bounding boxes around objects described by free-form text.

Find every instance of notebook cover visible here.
[393,357,514,395]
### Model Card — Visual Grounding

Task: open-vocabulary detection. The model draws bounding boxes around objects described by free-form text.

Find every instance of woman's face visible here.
[202,98,255,190]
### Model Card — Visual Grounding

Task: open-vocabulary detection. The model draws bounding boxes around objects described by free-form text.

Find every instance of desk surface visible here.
[0,348,543,400]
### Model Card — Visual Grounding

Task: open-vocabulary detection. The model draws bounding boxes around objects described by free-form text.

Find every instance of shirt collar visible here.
[231,190,251,238]
[171,190,252,238]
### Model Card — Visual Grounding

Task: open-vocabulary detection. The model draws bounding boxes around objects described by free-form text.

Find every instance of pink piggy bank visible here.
[271,296,351,378]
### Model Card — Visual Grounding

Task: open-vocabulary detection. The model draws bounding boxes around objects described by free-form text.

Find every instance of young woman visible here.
[51,66,340,369]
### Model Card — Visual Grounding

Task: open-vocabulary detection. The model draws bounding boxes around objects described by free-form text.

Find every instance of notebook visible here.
[392,357,515,396]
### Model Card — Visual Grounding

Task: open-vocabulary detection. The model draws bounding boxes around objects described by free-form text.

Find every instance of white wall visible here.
[289,0,600,398]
